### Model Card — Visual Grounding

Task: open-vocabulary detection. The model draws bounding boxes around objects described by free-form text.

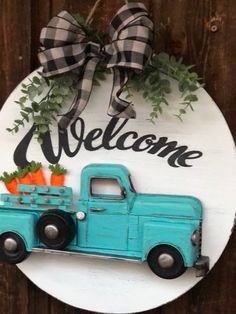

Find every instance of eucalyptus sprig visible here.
[124,53,202,123]
[7,66,108,143]
[7,15,202,142]
[151,53,202,121]
[7,71,78,144]
[125,61,171,123]
[73,13,104,44]
[7,70,80,143]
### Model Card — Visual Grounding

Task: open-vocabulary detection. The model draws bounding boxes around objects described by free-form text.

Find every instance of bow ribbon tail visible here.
[58,57,100,132]
[107,68,136,119]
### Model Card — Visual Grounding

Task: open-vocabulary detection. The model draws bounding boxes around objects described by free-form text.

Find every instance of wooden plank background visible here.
[0,0,235,313]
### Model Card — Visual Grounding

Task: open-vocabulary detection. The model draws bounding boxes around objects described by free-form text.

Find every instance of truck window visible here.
[90,177,124,200]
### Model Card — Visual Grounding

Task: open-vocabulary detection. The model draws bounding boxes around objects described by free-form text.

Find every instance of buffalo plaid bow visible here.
[38,2,153,131]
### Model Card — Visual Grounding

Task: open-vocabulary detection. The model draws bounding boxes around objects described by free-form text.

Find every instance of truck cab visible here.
[0,163,209,279]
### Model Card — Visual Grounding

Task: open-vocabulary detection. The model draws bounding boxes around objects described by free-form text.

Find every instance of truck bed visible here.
[0,184,74,212]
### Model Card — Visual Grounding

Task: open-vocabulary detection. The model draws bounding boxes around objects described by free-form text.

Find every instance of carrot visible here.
[49,164,67,186]
[32,168,46,185]
[18,173,32,184]
[15,166,32,184]
[5,179,19,194]
[50,174,65,186]
[0,171,19,194]
[29,161,46,185]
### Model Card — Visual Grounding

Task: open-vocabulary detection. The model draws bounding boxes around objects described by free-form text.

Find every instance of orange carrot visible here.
[49,164,67,186]
[18,173,32,184]
[29,161,46,185]
[50,174,65,186]
[32,168,46,185]
[15,166,32,185]
[0,172,19,194]
[5,178,19,194]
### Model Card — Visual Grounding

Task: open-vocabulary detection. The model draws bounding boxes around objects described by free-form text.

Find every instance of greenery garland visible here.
[7,14,202,144]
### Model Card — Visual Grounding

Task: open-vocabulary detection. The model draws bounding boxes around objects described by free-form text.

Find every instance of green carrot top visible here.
[29,161,42,172]
[0,171,16,183]
[15,166,30,178]
[49,164,67,175]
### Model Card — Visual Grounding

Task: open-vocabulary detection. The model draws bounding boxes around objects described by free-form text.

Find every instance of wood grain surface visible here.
[0,0,235,313]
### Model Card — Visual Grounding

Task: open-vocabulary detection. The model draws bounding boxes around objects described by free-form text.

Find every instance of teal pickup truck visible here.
[0,163,209,279]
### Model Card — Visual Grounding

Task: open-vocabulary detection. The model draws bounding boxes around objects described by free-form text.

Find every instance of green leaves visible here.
[8,45,202,144]
[139,53,202,122]
[15,166,30,178]
[0,171,16,183]
[20,111,29,122]
[7,71,80,143]
[19,96,27,103]
[28,161,42,172]
[73,13,103,44]
[32,76,41,85]
[49,163,67,175]
[184,94,198,102]
[126,64,172,123]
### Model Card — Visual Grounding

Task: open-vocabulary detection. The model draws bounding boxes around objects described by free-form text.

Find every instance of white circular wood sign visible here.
[0,70,235,313]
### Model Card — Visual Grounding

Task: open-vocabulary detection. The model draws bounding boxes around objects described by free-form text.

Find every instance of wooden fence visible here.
[0,0,235,313]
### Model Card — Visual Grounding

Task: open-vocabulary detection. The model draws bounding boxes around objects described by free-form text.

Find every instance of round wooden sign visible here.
[0,70,235,313]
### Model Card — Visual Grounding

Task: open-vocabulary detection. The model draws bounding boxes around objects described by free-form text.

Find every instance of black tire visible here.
[147,245,186,279]
[0,232,28,264]
[36,209,75,250]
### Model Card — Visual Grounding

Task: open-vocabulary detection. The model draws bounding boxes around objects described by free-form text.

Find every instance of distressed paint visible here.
[141,220,200,265]
[0,164,205,273]
[0,212,38,250]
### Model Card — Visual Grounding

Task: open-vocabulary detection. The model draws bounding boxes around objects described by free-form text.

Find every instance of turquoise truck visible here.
[0,163,209,279]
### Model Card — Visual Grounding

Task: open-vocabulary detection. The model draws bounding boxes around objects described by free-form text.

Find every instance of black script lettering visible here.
[40,131,62,164]
[41,118,86,161]
[14,118,85,165]
[84,128,103,151]
[148,137,188,168]
[133,134,156,152]
[13,117,203,168]
[14,125,36,167]
[116,131,138,150]
[102,118,128,150]
[40,119,86,162]
[14,124,64,166]
[68,117,85,155]
[177,151,203,167]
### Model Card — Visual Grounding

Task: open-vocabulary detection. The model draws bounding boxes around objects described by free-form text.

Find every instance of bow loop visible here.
[40,11,85,49]
[38,2,153,131]
[106,3,153,70]
[109,2,152,39]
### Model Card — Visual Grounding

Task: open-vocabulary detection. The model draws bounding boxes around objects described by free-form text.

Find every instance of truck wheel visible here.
[36,209,75,250]
[0,232,28,264]
[147,245,186,279]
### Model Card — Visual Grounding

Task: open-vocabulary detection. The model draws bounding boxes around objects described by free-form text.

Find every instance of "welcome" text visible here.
[14,118,203,168]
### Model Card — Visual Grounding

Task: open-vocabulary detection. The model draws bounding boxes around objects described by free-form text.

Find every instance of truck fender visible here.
[141,222,199,266]
[0,211,38,251]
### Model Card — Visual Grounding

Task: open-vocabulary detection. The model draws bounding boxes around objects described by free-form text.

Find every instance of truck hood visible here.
[131,193,202,220]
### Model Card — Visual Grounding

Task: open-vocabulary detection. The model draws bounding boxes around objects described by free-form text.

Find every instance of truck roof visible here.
[81,163,130,178]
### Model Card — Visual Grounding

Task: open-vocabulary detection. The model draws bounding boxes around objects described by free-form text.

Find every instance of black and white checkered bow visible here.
[38,2,153,131]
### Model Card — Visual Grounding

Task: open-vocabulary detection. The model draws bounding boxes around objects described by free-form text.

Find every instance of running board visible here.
[32,248,142,264]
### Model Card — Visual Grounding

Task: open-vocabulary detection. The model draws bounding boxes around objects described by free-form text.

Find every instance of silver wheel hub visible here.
[158,253,174,268]
[4,238,18,252]
[44,224,59,239]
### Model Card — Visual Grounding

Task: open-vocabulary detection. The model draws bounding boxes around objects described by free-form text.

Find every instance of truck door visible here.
[86,176,129,251]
